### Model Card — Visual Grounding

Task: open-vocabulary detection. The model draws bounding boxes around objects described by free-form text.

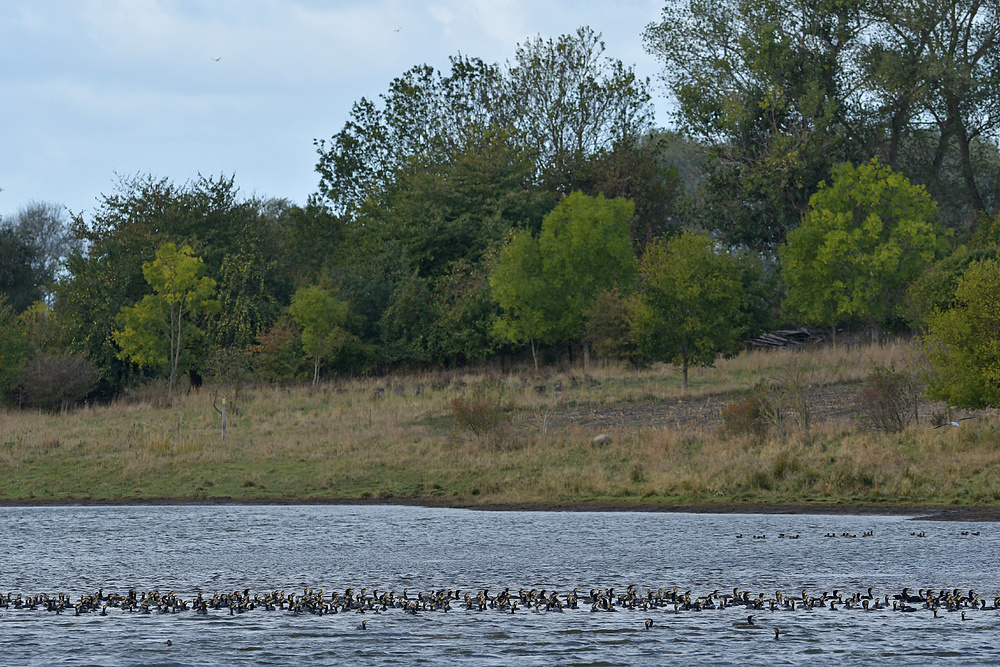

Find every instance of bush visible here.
[15,352,102,411]
[205,345,255,409]
[854,363,919,432]
[253,319,304,383]
[0,300,29,401]
[923,258,1000,408]
[720,392,772,440]
[450,390,518,450]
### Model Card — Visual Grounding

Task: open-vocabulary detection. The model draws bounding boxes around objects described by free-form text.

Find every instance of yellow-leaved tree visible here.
[114,242,220,399]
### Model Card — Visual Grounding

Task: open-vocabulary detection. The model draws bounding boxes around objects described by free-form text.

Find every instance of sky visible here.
[0,0,670,220]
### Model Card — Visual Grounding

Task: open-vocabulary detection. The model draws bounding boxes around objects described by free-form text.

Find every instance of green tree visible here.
[315,57,503,217]
[0,227,43,313]
[584,288,644,367]
[287,285,349,385]
[537,192,638,368]
[630,231,744,391]
[903,245,1000,330]
[0,299,30,402]
[113,243,220,399]
[924,258,1000,407]
[490,229,549,369]
[430,261,502,365]
[378,273,435,366]
[365,139,554,279]
[315,27,655,220]
[491,192,637,369]
[500,27,654,192]
[56,174,287,394]
[781,159,945,342]
[644,0,870,250]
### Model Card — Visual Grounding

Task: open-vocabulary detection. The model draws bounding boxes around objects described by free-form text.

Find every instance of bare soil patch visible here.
[554,381,938,431]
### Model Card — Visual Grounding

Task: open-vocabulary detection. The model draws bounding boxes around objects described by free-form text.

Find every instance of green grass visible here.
[0,340,997,508]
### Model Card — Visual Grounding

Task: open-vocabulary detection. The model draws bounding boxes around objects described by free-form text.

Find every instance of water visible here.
[1,504,998,665]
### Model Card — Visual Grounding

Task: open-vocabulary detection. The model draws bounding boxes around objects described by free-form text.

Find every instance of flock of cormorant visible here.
[1,582,996,634]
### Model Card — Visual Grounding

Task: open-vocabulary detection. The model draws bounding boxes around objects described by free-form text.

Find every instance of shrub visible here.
[253,319,304,383]
[720,392,772,439]
[923,258,1000,408]
[854,363,919,432]
[0,300,29,401]
[450,390,518,450]
[15,352,102,411]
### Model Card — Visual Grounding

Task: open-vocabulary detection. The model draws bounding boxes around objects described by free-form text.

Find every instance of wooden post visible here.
[221,397,227,440]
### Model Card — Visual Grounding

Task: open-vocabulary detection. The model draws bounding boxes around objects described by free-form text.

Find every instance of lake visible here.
[1,504,998,665]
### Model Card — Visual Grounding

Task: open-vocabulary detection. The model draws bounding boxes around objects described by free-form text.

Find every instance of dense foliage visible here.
[2,9,1000,403]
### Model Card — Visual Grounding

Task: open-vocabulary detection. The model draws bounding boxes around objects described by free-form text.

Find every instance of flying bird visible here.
[934,416,975,429]
[212,57,222,62]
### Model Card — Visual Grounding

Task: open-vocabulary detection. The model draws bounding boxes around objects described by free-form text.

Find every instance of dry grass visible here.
[0,339,996,507]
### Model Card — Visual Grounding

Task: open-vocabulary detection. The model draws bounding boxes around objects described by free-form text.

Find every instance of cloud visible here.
[0,0,667,216]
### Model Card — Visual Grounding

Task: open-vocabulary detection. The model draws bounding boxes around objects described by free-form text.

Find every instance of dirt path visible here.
[554,381,937,432]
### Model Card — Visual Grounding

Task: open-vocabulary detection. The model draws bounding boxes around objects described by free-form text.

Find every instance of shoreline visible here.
[0,497,997,521]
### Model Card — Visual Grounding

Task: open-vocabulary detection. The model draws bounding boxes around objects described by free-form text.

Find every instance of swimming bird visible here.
[645,618,653,630]
[774,628,780,640]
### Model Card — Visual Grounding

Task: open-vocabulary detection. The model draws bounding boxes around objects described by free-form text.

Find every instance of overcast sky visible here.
[0,0,669,220]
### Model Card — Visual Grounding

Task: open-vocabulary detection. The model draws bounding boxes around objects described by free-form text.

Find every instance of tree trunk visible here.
[956,120,987,216]
[169,303,182,401]
[313,354,321,386]
[530,339,539,370]
[681,357,689,392]
[830,324,837,350]
[583,341,590,372]
[870,320,880,346]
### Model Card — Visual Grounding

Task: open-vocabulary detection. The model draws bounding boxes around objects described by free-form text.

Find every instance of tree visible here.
[862,0,1000,232]
[500,27,655,193]
[113,243,220,399]
[645,0,1000,246]
[903,245,1000,329]
[781,159,945,342]
[643,0,870,250]
[490,229,549,369]
[362,139,554,279]
[536,192,638,368]
[0,227,43,313]
[4,201,79,300]
[287,285,349,385]
[491,192,637,369]
[315,27,655,218]
[0,300,30,402]
[630,231,744,391]
[56,174,286,394]
[584,289,645,367]
[315,57,504,217]
[923,258,1000,407]
[430,261,502,365]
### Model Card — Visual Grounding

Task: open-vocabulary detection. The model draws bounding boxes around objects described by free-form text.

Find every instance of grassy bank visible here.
[1,341,998,508]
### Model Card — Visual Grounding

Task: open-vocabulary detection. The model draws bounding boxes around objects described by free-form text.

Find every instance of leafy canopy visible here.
[781,158,944,339]
[491,192,637,366]
[287,285,349,385]
[923,258,1000,408]
[114,243,219,397]
[630,231,744,390]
